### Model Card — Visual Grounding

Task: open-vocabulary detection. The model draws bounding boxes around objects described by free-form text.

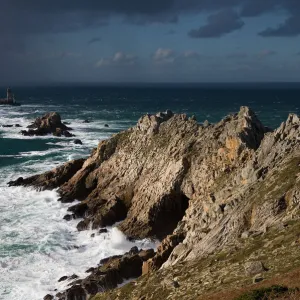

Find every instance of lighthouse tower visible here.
[6,88,14,103]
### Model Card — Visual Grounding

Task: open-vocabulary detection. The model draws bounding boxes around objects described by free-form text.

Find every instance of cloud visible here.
[88,37,102,44]
[1,1,300,37]
[188,9,245,38]
[95,52,138,68]
[152,48,176,64]
[182,51,201,59]
[259,14,300,37]
[257,50,277,59]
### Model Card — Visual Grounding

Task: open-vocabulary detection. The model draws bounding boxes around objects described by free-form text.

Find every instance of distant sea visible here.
[0,84,299,299]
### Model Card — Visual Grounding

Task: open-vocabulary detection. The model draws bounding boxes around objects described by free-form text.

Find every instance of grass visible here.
[234,286,289,300]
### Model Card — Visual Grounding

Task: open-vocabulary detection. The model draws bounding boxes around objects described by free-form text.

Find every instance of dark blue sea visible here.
[0,84,299,299]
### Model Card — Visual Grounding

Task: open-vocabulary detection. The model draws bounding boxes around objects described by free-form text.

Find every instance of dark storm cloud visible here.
[1,0,300,36]
[259,14,300,37]
[188,9,244,38]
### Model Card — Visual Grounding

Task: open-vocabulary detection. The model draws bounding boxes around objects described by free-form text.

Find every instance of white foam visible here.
[0,185,157,300]
[0,105,157,300]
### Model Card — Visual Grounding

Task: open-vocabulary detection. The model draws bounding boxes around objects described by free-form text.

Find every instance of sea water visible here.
[0,84,299,299]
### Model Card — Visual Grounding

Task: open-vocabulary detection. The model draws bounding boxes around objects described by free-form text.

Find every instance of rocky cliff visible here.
[9,107,300,300]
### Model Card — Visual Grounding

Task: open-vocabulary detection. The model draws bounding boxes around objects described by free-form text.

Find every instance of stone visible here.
[43,295,54,300]
[57,248,154,299]
[253,275,264,283]
[58,276,68,282]
[70,274,79,280]
[8,159,85,191]
[63,130,74,138]
[83,120,91,123]
[244,261,267,276]
[99,228,108,234]
[74,139,83,145]
[15,124,22,127]
[63,214,73,221]
[65,285,87,300]
[104,124,109,128]
[241,231,250,239]
[203,120,210,127]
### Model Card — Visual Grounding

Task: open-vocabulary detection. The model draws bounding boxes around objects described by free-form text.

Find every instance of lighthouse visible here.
[0,87,20,105]
[7,88,14,103]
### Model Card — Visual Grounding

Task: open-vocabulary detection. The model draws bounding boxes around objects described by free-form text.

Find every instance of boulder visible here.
[58,276,68,282]
[244,261,267,276]
[22,112,73,137]
[74,139,83,145]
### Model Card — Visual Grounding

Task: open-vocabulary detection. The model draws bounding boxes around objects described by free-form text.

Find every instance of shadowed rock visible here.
[21,112,74,137]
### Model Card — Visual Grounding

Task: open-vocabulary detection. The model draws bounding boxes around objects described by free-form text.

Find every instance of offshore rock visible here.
[21,112,73,137]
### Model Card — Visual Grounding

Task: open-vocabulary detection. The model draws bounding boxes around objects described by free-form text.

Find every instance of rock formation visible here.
[54,247,155,300]
[9,107,300,300]
[20,112,74,137]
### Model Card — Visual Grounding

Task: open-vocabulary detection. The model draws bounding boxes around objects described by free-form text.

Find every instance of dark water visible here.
[0,84,299,299]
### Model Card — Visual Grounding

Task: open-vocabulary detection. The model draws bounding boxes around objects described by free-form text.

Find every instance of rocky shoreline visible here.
[8,107,300,299]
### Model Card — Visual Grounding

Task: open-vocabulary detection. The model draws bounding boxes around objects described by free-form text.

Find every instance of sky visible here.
[0,0,300,84]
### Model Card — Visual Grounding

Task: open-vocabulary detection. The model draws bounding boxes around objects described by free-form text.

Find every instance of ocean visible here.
[0,84,300,299]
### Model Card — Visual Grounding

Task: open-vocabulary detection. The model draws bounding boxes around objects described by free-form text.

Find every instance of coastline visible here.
[7,106,300,299]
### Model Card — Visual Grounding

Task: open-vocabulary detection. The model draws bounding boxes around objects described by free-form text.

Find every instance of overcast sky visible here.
[1,0,300,84]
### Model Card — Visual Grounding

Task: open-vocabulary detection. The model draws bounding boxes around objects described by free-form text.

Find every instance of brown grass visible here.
[197,267,300,300]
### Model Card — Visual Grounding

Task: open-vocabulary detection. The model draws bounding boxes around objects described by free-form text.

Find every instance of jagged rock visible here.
[22,112,73,137]
[43,295,54,300]
[2,124,13,127]
[74,139,83,145]
[63,214,74,221]
[56,248,155,300]
[11,107,300,299]
[203,120,210,127]
[58,276,68,282]
[74,197,127,231]
[64,285,86,300]
[143,233,185,274]
[15,124,22,127]
[63,130,74,137]
[8,159,85,190]
[99,228,108,234]
[244,261,267,276]
[104,124,109,128]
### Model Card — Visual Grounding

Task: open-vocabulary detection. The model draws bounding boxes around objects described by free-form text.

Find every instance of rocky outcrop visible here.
[9,107,300,300]
[20,112,74,137]
[48,247,155,300]
[8,159,85,191]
